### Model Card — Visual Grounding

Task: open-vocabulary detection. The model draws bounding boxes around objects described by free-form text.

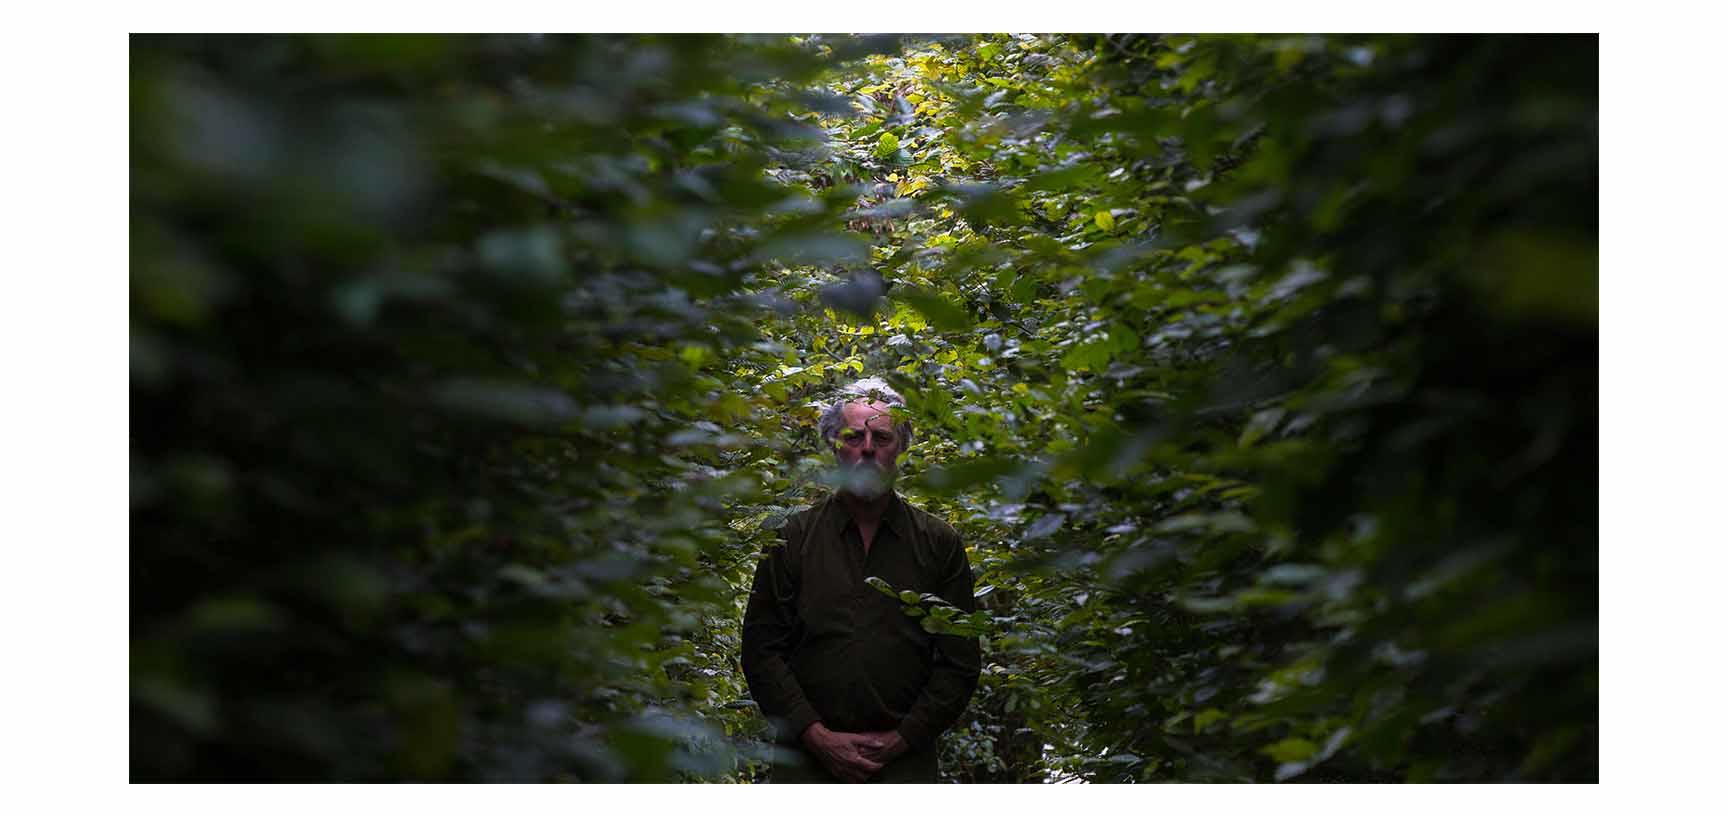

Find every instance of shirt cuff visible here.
[896,716,934,752]
[782,701,822,745]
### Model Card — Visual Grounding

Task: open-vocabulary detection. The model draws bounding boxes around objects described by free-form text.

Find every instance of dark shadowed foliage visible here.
[132,33,1596,782]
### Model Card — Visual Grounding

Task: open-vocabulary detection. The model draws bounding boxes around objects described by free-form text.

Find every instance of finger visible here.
[848,756,884,774]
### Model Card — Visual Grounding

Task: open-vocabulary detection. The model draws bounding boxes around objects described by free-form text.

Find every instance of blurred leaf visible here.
[1261,737,1318,763]
[1024,513,1066,540]
[433,380,578,427]
[752,231,872,267]
[919,457,1021,493]
[899,287,973,332]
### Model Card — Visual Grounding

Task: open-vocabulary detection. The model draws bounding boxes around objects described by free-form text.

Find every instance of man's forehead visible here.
[841,400,896,426]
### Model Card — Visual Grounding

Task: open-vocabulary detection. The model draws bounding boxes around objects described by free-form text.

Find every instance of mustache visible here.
[820,463,895,497]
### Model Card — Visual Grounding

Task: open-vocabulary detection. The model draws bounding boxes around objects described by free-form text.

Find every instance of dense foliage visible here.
[131,33,1596,782]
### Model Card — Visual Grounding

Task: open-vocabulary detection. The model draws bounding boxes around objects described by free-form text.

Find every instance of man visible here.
[742,378,982,783]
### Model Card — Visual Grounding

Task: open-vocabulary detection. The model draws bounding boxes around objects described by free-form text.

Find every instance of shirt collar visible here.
[824,489,913,540]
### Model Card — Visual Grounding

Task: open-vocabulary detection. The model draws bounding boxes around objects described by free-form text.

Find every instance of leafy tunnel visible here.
[131,34,1598,782]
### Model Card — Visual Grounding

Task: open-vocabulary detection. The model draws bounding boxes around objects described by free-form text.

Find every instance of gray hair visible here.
[817,377,914,452]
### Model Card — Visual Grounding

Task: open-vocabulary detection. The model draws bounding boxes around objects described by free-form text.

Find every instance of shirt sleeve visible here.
[741,526,823,745]
[895,531,983,751]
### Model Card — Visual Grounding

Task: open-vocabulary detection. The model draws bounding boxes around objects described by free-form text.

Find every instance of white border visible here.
[14,12,1697,814]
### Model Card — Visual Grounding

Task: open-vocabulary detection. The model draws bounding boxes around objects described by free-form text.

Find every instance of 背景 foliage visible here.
[132,33,1596,782]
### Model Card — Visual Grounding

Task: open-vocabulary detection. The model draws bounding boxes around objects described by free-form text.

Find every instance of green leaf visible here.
[1024,165,1100,192]
[874,131,901,157]
[1093,210,1116,231]
[1024,513,1066,540]
[751,231,872,267]
[1060,340,1112,372]
[1178,595,1237,614]
[1234,588,1305,607]
[1156,511,1256,534]
[1194,708,1229,732]
[918,456,1021,493]
[957,188,1026,226]
[1260,564,1327,585]
[899,288,973,332]
[433,380,578,428]
[1262,738,1318,763]
[1106,322,1139,353]
[1238,407,1287,448]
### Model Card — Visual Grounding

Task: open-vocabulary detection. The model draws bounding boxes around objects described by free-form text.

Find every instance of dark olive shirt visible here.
[741,491,981,753]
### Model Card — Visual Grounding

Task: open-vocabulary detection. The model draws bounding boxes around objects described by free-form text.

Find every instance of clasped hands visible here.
[800,722,908,783]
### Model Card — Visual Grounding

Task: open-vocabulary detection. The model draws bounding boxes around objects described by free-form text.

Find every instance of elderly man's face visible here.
[833,400,903,497]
